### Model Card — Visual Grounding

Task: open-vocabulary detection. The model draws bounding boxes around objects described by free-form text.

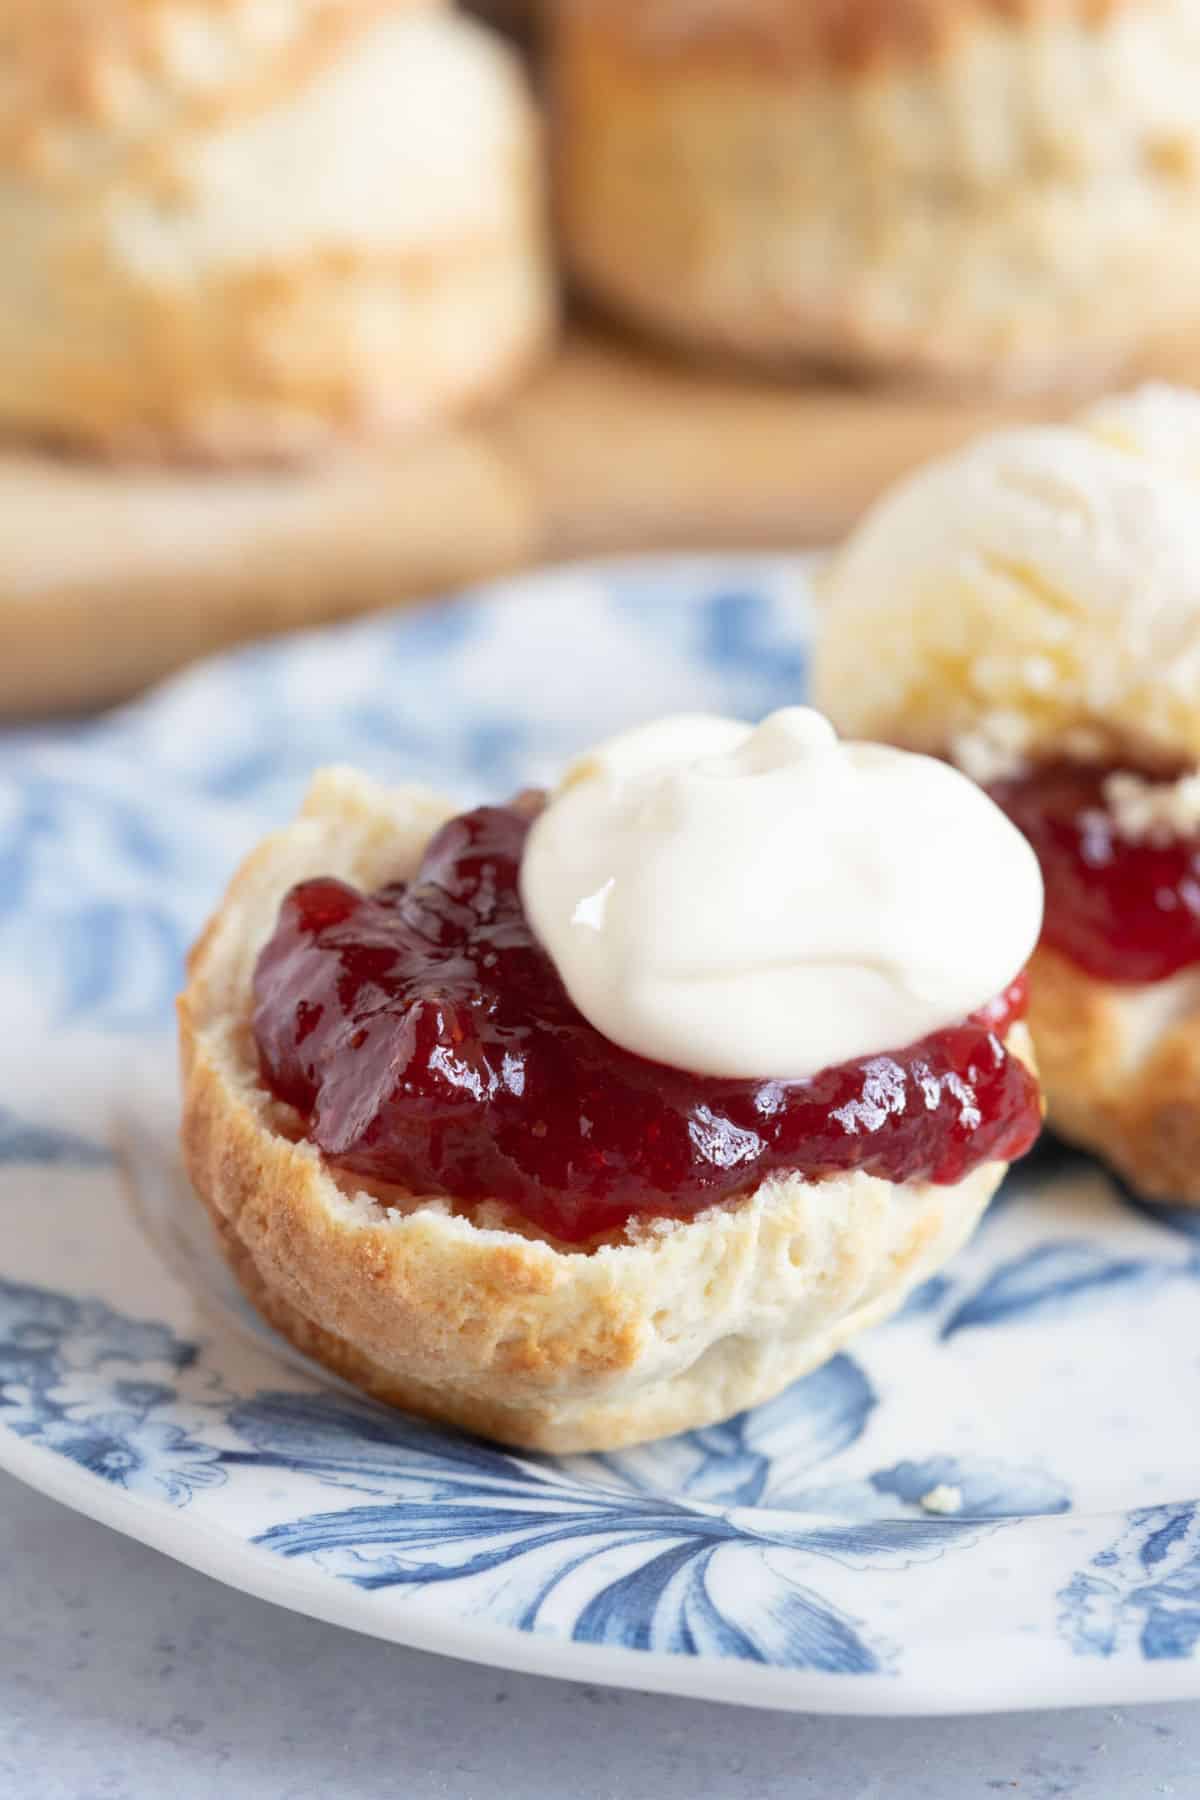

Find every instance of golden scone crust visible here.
[1025,947,1200,1206]
[0,6,555,459]
[556,0,1142,73]
[0,2,424,151]
[554,0,1200,390]
[179,766,1014,1452]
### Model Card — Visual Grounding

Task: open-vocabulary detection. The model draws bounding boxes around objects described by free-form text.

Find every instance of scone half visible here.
[179,767,1017,1453]
[814,384,1200,1206]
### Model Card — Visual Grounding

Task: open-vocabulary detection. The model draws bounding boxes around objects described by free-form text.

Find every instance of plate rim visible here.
[7,1424,1199,1718]
[5,549,1200,1716]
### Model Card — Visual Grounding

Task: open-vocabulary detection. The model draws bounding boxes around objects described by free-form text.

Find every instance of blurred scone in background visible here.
[0,0,560,715]
[554,0,1200,391]
[0,0,555,458]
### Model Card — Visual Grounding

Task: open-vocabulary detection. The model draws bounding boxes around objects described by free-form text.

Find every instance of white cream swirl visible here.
[519,709,1043,1079]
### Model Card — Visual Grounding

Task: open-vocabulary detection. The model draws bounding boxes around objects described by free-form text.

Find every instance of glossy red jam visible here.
[252,802,1040,1244]
[990,763,1200,985]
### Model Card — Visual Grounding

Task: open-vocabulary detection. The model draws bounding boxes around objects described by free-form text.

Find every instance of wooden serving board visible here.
[7,325,1200,714]
[510,331,1051,553]
[509,325,1200,553]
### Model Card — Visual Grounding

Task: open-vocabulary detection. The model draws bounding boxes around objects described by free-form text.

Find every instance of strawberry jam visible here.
[253,802,1040,1244]
[990,763,1200,985]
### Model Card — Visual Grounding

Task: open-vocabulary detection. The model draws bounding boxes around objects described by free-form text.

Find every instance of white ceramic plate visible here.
[3,556,1200,1716]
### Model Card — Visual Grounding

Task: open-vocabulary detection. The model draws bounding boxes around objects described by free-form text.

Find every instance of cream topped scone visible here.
[180,710,1043,1451]
[816,383,1200,1203]
[553,0,1200,391]
[0,2,555,458]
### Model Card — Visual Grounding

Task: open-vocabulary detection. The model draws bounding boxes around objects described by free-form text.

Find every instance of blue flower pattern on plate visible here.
[1061,1507,1200,1661]
[0,1275,1004,1674]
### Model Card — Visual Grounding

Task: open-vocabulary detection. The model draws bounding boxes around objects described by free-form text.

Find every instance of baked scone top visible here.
[815,384,1200,774]
[557,0,1141,74]
[0,2,552,457]
[0,0,430,174]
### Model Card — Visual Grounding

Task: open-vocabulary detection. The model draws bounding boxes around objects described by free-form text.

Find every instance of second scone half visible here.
[180,714,1042,1452]
[816,382,1200,1205]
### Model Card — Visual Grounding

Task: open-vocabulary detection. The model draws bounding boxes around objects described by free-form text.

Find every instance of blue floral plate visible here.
[3,556,1200,1715]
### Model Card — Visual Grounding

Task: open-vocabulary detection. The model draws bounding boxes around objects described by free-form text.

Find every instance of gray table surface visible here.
[1,1472,1193,1800]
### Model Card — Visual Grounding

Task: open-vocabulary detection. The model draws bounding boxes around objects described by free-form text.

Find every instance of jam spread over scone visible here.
[254,802,1038,1243]
[990,762,1200,985]
[253,770,1041,1245]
